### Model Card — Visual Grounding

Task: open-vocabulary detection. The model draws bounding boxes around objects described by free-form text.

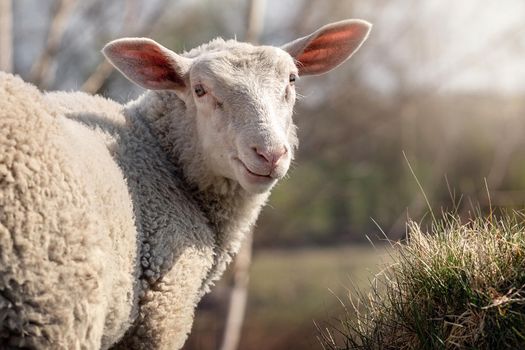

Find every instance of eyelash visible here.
[194,84,206,97]
[193,83,225,110]
[289,73,297,85]
[284,73,297,100]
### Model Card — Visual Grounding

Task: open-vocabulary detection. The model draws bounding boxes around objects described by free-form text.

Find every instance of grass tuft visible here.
[319,211,525,349]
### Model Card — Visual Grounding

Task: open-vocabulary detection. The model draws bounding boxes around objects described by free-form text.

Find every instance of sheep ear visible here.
[102,38,192,90]
[281,19,371,76]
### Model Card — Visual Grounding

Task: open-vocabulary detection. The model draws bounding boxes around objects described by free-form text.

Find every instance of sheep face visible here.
[103,19,371,194]
[185,46,298,194]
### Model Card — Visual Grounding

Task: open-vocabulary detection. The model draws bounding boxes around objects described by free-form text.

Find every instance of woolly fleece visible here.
[0,66,267,349]
[0,19,371,350]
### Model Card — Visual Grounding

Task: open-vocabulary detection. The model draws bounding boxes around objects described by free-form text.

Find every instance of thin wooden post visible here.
[0,0,13,72]
[29,0,77,88]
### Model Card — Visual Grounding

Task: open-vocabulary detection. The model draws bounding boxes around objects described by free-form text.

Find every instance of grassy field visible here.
[320,213,525,349]
[184,245,386,350]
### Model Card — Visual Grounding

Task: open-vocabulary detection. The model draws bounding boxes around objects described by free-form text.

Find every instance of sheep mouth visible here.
[234,158,276,183]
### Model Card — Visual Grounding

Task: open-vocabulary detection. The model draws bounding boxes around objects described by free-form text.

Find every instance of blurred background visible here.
[2,0,525,349]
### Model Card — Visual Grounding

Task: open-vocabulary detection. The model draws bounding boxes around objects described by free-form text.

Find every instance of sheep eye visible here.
[194,84,206,97]
[289,74,297,85]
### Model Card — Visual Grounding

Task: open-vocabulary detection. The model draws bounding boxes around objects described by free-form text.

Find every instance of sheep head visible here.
[103,19,371,194]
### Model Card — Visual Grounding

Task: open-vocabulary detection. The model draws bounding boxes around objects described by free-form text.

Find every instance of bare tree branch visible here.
[81,0,171,94]
[219,233,254,350]
[29,0,77,89]
[0,0,13,72]
[81,0,138,93]
[81,60,114,94]
[244,0,265,43]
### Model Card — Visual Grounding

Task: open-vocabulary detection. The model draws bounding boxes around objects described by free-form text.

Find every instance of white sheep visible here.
[0,19,371,349]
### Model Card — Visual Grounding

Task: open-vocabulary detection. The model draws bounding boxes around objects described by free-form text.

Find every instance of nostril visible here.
[273,146,287,166]
[252,146,288,167]
[252,146,271,163]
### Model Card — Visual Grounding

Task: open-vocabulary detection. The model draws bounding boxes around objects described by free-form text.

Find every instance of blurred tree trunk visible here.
[219,2,265,350]
[0,0,12,72]
[29,0,77,89]
[81,0,171,94]
[81,0,138,94]
[244,0,265,43]
[219,233,253,350]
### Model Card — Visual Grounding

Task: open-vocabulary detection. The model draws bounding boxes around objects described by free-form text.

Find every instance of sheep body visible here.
[0,72,266,349]
[0,73,121,348]
[0,20,371,350]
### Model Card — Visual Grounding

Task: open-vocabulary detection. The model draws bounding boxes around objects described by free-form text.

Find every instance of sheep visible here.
[0,19,371,350]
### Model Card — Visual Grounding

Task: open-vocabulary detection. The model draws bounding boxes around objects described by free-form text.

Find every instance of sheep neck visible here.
[130,90,269,291]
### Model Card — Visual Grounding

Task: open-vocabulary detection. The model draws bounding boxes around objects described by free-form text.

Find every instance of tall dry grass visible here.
[320,211,525,349]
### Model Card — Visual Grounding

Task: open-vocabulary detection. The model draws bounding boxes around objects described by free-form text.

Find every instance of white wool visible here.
[0,19,371,350]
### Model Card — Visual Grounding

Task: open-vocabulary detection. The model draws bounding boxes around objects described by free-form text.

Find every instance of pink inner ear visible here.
[128,46,185,88]
[106,41,186,90]
[296,24,369,75]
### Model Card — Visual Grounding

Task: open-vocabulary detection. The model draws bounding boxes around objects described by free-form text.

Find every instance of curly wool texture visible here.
[0,73,115,348]
[0,71,268,350]
[0,18,372,349]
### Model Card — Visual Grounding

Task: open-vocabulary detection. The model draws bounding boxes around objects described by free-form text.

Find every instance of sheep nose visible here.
[252,146,288,167]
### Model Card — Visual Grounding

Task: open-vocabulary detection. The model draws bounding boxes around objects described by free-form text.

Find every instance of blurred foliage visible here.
[256,91,525,246]
[185,246,386,350]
